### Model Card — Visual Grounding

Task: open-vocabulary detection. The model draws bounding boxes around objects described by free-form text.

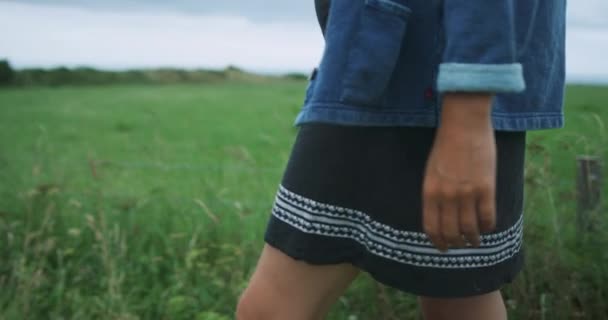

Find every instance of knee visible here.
[236,291,273,320]
[237,290,317,320]
[418,291,507,320]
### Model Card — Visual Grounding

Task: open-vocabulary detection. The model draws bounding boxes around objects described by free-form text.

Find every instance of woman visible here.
[238,0,566,319]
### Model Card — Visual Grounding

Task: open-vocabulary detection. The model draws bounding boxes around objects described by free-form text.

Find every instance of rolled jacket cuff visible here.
[437,63,526,93]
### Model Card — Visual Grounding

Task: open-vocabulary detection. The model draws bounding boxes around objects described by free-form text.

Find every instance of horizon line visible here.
[6,62,608,85]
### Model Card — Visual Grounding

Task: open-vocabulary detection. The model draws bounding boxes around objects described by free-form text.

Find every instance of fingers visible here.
[440,196,466,248]
[459,194,481,247]
[423,191,447,252]
[477,184,497,233]
[423,175,496,251]
[424,183,486,251]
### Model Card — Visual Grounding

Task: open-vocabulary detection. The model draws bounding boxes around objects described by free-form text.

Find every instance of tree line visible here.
[0,60,308,86]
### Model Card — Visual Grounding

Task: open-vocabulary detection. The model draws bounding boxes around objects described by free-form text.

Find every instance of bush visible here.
[0,59,15,85]
[11,66,271,86]
[283,72,308,81]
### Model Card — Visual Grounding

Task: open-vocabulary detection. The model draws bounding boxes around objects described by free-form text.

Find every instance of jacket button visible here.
[424,87,434,100]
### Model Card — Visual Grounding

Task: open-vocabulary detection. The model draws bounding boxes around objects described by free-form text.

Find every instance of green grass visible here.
[0,83,607,319]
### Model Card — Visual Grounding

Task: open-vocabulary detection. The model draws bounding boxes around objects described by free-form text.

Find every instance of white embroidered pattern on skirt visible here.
[272,185,523,269]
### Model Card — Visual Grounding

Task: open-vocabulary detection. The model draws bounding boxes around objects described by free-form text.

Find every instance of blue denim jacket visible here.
[296,0,566,131]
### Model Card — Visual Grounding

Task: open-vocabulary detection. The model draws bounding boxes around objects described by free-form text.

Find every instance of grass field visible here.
[0,82,607,319]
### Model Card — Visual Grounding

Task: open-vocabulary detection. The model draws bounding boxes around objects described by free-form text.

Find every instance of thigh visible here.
[239,244,359,320]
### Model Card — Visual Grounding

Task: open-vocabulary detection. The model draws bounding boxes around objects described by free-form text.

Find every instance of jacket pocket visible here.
[341,0,411,107]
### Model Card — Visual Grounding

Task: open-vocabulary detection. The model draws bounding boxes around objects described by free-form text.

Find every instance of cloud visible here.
[5,0,608,28]
[564,0,608,81]
[1,0,316,22]
[566,28,608,79]
[567,0,608,29]
[0,2,324,72]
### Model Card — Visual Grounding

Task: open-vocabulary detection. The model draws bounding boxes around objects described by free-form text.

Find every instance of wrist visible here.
[440,92,494,129]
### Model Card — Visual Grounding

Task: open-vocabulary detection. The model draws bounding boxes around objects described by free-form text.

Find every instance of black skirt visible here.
[264,123,526,298]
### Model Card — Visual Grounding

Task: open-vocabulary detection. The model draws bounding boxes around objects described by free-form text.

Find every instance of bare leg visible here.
[418,291,507,320]
[236,244,359,320]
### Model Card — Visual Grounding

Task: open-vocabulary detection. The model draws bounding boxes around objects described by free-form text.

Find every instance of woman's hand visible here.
[422,93,497,251]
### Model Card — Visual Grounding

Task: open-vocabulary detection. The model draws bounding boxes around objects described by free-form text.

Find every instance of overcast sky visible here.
[1,0,607,82]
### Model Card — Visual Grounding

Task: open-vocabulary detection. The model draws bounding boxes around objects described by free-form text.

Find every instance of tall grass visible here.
[0,83,606,319]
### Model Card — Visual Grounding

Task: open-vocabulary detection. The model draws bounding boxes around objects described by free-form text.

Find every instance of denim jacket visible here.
[296,0,566,131]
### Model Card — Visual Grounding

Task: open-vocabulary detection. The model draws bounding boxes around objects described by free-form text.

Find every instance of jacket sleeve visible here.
[437,0,526,93]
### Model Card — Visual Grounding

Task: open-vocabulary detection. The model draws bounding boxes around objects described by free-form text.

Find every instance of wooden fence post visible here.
[576,156,602,234]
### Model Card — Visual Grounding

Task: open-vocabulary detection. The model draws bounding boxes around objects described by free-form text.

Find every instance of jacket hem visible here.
[491,114,564,131]
[294,105,439,128]
[294,105,564,131]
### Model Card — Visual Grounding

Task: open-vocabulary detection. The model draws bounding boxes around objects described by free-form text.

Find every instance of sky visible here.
[1,0,607,83]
